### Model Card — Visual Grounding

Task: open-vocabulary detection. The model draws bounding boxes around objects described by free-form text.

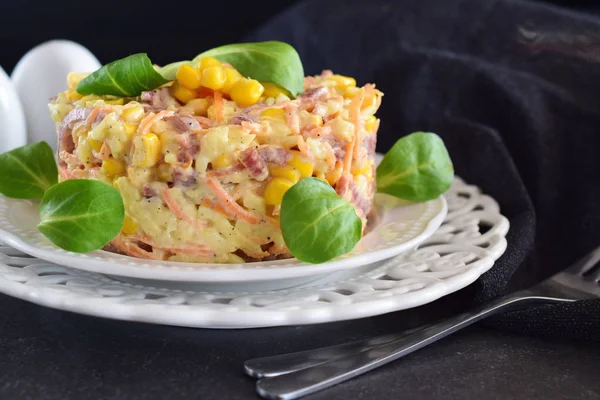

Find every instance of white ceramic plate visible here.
[0,191,446,285]
[0,177,509,328]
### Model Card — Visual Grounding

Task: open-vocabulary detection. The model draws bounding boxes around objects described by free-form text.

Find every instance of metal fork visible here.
[245,245,600,400]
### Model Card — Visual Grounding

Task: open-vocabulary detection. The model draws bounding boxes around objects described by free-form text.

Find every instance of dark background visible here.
[0,0,597,73]
[2,0,600,399]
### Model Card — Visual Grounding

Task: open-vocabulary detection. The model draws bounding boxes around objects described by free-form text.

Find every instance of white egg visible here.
[0,66,27,153]
[11,40,101,150]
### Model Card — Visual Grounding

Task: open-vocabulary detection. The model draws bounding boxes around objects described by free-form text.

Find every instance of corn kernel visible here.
[122,215,138,235]
[330,75,356,88]
[230,78,264,107]
[66,92,84,102]
[344,86,360,98]
[222,67,243,93]
[133,133,161,167]
[176,64,202,89]
[269,165,300,184]
[156,163,172,182]
[88,138,103,152]
[124,123,138,137]
[212,154,233,169]
[200,66,226,90]
[183,98,211,116]
[105,98,125,105]
[362,93,377,110]
[102,158,126,176]
[261,108,286,122]
[264,177,294,205]
[67,72,88,90]
[197,57,221,70]
[171,82,197,104]
[351,162,371,177]
[326,163,343,185]
[365,115,378,132]
[289,151,314,178]
[262,82,291,98]
[121,105,145,123]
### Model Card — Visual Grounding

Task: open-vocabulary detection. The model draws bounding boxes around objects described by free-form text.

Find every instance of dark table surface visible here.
[1,282,599,400]
[2,0,600,398]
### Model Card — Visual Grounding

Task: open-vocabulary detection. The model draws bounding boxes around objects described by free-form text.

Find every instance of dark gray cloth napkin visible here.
[247,0,600,340]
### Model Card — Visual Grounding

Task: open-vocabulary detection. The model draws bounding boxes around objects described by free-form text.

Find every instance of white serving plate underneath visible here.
[0,177,509,328]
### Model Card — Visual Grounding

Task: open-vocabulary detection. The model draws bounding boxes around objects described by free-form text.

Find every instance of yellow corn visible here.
[121,215,138,235]
[197,57,221,70]
[124,123,138,137]
[105,98,125,105]
[171,82,197,104]
[200,66,226,90]
[67,72,87,90]
[344,86,360,98]
[362,92,377,110]
[351,161,371,177]
[221,67,243,93]
[66,91,84,102]
[183,98,211,116]
[102,158,126,176]
[133,133,161,167]
[262,82,291,98]
[212,154,233,169]
[365,115,378,132]
[263,177,294,205]
[269,165,300,184]
[289,151,314,178]
[176,64,202,89]
[156,163,172,182]
[229,78,264,107]
[261,108,286,123]
[121,105,145,123]
[325,163,343,185]
[88,138,103,152]
[330,75,356,88]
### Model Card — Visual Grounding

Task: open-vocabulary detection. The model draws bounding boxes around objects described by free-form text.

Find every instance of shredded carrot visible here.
[192,116,216,129]
[265,215,280,229]
[97,141,111,161]
[240,120,262,134]
[162,189,208,229]
[85,106,111,127]
[137,110,175,136]
[201,198,229,218]
[349,89,365,161]
[213,91,224,122]
[342,141,353,175]
[206,178,260,224]
[285,103,300,134]
[297,136,311,157]
[111,235,162,260]
[324,144,336,170]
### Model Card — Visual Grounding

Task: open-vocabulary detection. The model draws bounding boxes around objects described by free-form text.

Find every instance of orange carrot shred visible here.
[206,178,260,224]
[137,110,175,136]
[162,189,208,229]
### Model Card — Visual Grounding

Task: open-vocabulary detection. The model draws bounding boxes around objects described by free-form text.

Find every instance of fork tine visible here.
[567,246,600,276]
[586,266,600,282]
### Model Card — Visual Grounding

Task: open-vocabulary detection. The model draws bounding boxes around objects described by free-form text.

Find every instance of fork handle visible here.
[256,293,571,400]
